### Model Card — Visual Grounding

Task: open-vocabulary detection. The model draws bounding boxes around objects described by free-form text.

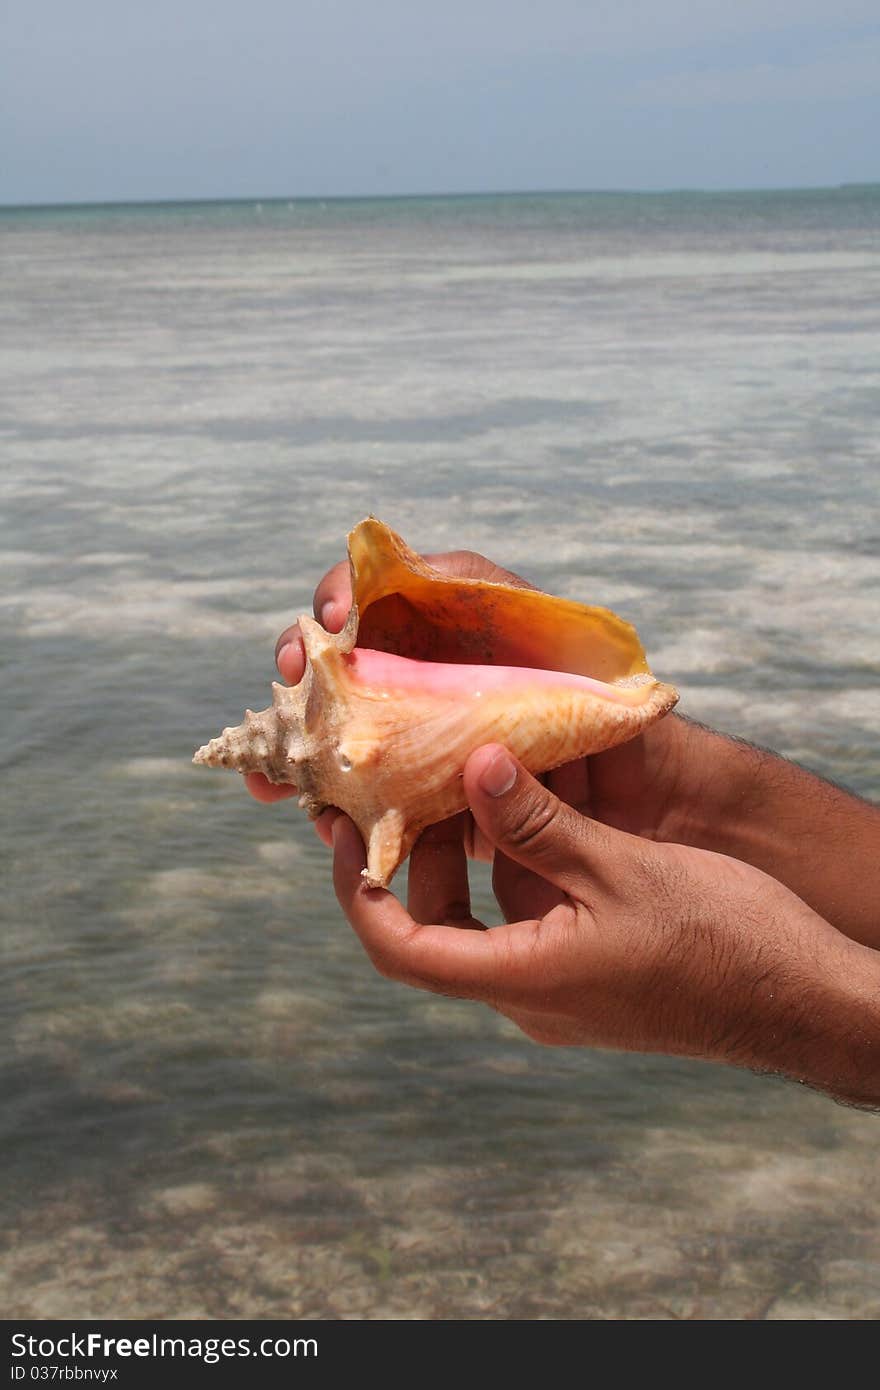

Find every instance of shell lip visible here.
[341,515,663,690]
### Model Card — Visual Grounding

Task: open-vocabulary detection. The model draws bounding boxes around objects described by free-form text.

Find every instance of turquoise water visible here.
[1,188,879,1318]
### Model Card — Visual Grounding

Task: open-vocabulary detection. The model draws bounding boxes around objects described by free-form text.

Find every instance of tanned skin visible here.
[246,550,880,1109]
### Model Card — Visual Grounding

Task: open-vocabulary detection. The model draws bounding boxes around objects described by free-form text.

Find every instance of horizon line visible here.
[2,180,878,214]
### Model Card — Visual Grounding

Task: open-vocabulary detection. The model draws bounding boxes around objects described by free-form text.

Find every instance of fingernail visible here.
[276,633,304,681]
[321,600,337,631]
[478,748,517,798]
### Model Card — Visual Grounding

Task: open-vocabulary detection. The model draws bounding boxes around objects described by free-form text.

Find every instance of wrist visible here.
[659,716,880,947]
[723,910,880,1109]
[652,716,765,852]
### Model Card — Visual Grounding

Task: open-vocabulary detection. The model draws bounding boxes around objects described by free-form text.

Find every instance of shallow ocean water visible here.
[1,189,879,1318]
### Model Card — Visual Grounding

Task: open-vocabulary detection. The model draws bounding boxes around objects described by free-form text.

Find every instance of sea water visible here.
[1,188,879,1318]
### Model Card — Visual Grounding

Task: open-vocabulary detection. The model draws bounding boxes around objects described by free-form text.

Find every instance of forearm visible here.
[664,717,880,950]
[723,917,880,1111]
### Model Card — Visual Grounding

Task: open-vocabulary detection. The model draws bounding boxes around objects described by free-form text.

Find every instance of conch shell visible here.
[194,518,677,887]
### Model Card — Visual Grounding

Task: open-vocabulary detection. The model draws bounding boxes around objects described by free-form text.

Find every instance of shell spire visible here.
[193,694,290,778]
[194,519,678,888]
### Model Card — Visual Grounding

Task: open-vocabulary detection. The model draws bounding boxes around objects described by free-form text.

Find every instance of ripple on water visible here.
[3,191,879,1319]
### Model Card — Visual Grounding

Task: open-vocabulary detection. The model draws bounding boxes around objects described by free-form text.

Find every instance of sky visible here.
[2,0,878,205]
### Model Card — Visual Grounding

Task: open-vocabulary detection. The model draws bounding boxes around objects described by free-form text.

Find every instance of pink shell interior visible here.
[345,648,649,706]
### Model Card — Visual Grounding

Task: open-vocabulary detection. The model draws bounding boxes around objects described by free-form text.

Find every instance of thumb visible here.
[463,744,623,894]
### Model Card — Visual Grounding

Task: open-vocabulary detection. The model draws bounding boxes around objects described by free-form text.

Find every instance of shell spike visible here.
[363,809,408,890]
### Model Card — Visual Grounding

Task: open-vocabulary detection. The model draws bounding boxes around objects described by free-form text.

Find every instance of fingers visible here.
[308,550,531,648]
[493,760,593,915]
[546,757,591,817]
[406,813,485,928]
[332,815,502,997]
[311,559,352,633]
[313,806,341,847]
[243,771,299,803]
[272,560,350,684]
[275,549,534,683]
[273,630,306,686]
[461,812,496,864]
[420,550,536,590]
[464,745,625,896]
[493,849,566,924]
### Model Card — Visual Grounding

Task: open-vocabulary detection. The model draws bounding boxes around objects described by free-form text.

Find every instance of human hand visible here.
[245,544,880,949]
[330,744,880,1107]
